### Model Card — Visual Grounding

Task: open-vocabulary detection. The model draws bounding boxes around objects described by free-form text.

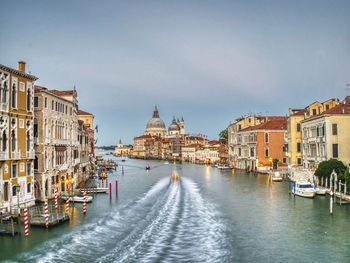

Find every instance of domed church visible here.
[145,106,166,138]
[144,106,185,138]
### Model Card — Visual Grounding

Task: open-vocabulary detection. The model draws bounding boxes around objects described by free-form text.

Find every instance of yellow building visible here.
[78,109,94,130]
[286,99,339,167]
[0,61,37,211]
[301,100,350,168]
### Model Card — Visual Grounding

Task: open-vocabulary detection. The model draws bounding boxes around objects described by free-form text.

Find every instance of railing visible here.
[0,152,8,160]
[26,151,35,159]
[0,102,8,112]
[11,152,21,160]
[74,158,80,165]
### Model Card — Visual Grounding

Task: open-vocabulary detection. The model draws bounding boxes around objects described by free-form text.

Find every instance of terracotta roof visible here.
[0,63,38,81]
[240,118,287,131]
[208,140,221,145]
[34,85,47,91]
[134,134,153,139]
[291,109,306,116]
[183,143,202,148]
[49,90,75,96]
[322,103,350,115]
[78,109,93,116]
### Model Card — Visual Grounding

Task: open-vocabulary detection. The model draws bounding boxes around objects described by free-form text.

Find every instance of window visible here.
[27,163,31,176]
[316,127,320,137]
[34,156,38,170]
[333,144,338,158]
[332,124,338,135]
[52,100,54,110]
[34,123,38,138]
[265,148,269,157]
[250,148,254,157]
[283,158,287,163]
[34,96,38,108]
[297,143,301,153]
[26,131,30,151]
[11,78,17,109]
[312,109,316,115]
[297,158,302,165]
[238,148,241,156]
[27,89,33,111]
[297,123,301,132]
[238,124,241,131]
[2,130,7,151]
[265,133,269,143]
[27,183,31,193]
[44,97,47,108]
[11,130,16,152]
[12,164,17,178]
[326,105,330,110]
[12,185,17,196]
[3,182,9,201]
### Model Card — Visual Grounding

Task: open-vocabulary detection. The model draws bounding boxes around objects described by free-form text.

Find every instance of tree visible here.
[314,159,347,178]
[219,128,228,144]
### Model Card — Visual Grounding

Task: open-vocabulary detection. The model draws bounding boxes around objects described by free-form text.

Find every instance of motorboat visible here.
[315,187,326,195]
[79,187,109,193]
[61,194,93,203]
[272,172,283,182]
[292,181,316,198]
[146,165,151,170]
[217,165,232,170]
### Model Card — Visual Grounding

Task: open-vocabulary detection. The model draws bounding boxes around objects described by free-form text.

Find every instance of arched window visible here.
[12,185,17,196]
[34,156,38,170]
[265,133,269,143]
[11,129,16,152]
[11,83,16,109]
[26,131,30,152]
[27,88,31,111]
[27,183,31,193]
[2,131,6,151]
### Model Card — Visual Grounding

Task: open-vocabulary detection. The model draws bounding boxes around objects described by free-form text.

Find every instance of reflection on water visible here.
[1,156,350,262]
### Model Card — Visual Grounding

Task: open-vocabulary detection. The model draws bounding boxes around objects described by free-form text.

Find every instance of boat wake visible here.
[15,177,230,263]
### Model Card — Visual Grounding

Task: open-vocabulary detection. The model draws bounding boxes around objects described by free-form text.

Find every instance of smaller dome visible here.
[168,116,180,132]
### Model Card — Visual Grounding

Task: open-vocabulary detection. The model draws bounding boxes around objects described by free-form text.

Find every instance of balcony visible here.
[0,151,8,160]
[52,139,70,145]
[74,158,80,166]
[26,151,35,159]
[0,102,8,112]
[11,151,21,160]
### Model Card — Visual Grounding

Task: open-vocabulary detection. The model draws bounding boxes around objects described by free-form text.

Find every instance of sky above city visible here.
[1,0,350,145]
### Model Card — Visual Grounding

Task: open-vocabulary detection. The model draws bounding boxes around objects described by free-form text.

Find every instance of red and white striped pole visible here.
[24,208,29,237]
[83,192,86,214]
[44,201,49,228]
[54,189,58,211]
[66,197,69,214]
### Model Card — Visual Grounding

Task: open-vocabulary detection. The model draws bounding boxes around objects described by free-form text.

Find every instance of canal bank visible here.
[1,155,350,262]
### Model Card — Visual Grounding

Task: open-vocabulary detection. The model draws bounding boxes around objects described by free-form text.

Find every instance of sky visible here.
[1,0,350,145]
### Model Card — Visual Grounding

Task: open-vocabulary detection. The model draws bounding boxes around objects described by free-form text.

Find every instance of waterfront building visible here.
[182,144,201,163]
[194,141,221,164]
[301,99,350,169]
[0,61,37,211]
[78,109,95,156]
[114,139,132,156]
[285,99,339,168]
[77,120,92,187]
[33,86,79,200]
[184,134,208,146]
[235,118,287,172]
[228,115,279,167]
[133,134,152,158]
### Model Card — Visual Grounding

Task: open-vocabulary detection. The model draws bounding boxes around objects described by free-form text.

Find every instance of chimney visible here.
[18,61,26,72]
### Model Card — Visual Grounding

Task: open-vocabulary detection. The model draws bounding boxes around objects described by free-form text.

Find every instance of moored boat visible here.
[293,181,316,198]
[61,194,93,203]
[272,172,283,182]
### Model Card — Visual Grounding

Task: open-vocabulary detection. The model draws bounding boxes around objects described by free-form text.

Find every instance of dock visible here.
[28,205,70,227]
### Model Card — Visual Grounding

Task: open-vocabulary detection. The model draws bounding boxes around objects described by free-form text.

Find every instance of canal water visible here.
[2,152,350,262]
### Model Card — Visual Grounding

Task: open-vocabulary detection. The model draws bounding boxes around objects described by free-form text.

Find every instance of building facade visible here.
[0,61,37,212]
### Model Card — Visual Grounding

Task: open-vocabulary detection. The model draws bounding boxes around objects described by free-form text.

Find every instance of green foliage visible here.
[273,159,279,169]
[219,128,228,144]
[314,159,347,178]
[344,168,350,183]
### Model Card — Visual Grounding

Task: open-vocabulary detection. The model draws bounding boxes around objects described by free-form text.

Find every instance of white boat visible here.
[79,187,109,193]
[217,165,232,170]
[272,172,283,182]
[315,187,326,195]
[293,181,316,198]
[61,194,93,203]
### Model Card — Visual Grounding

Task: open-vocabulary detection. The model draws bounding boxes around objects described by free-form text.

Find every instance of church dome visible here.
[146,106,166,129]
[168,116,180,131]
